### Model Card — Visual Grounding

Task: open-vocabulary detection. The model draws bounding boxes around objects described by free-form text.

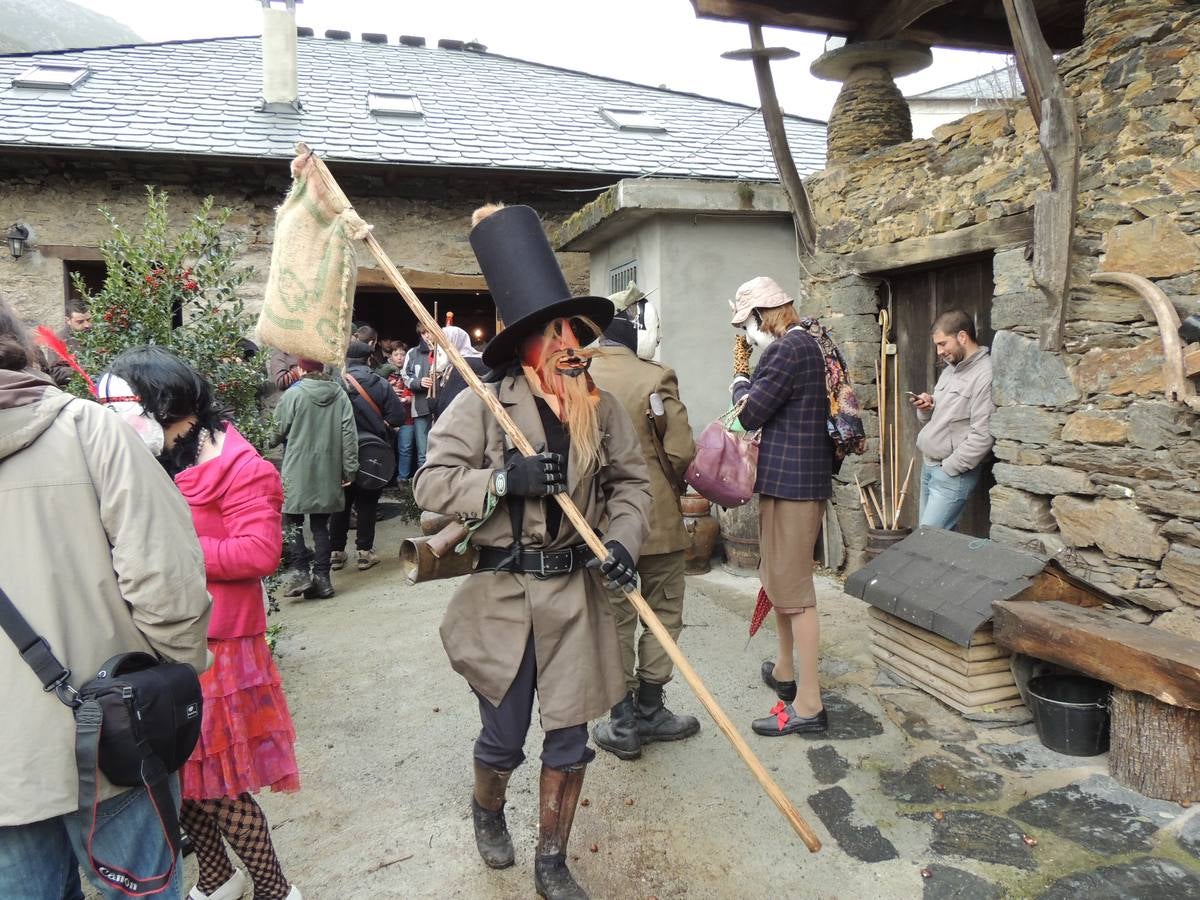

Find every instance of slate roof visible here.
[907,63,1023,102]
[0,35,827,180]
[843,527,1050,647]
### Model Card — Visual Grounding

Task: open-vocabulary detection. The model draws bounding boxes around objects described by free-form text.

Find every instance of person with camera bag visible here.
[106,346,302,900]
[0,299,210,898]
[330,340,405,572]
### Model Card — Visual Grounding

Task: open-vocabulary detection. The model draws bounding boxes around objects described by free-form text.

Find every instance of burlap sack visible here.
[257,147,371,364]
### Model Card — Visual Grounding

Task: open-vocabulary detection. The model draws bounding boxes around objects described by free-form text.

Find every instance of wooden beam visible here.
[37,244,104,261]
[690,0,854,34]
[838,211,1032,273]
[992,600,1200,710]
[859,0,956,40]
[746,23,818,257]
[357,267,488,293]
[1001,0,1079,352]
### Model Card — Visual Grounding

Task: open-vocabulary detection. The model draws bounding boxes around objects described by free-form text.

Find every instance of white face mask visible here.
[97,373,165,456]
[746,317,775,350]
[634,299,661,360]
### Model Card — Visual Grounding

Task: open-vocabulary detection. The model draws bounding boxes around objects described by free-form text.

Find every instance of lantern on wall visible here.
[6,223,29,259]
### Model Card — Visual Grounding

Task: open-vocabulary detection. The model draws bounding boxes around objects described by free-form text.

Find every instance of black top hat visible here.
[470,205,614,369]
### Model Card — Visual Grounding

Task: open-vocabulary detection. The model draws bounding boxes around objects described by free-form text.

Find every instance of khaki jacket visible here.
[589,345,696,556]
[0,370,210,825]
[413,373,651,730]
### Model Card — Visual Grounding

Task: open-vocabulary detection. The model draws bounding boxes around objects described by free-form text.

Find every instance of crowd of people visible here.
[0,198,995,899]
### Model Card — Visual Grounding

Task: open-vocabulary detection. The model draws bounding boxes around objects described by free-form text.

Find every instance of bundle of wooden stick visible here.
[859,308,915,531]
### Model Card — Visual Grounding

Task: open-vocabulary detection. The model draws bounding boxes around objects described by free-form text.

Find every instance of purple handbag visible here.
[684,400,760,508]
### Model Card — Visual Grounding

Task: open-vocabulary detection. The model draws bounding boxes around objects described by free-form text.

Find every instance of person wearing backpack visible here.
[0,298,210,898]
[728,276,835,738]
[330,341,406,571]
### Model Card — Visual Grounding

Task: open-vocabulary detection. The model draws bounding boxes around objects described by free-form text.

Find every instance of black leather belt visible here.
[476,545,591,578]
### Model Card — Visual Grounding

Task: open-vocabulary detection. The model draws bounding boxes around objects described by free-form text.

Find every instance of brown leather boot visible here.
[472,761,514,869]
[534,764,589,899]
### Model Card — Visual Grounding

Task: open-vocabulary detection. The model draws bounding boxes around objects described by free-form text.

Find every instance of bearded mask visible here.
[521,317,604,474]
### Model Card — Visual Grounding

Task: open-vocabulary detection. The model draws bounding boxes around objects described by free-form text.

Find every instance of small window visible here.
[65,260,106,303]
[609,260,638,295]
[600,108,665,132]
[368,92,423,118]
[12,65,90,90]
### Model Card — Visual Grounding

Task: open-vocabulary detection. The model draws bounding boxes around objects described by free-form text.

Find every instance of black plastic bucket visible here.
[1027,674,1111,756]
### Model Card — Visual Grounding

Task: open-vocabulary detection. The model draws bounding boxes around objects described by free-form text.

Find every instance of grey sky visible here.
[71,0,1010,121]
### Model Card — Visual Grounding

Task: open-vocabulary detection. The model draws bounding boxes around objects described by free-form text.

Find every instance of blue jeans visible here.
[413,415,431,469]
[919,462,982,531]
[396,423,416,480]
[0,779,182,899]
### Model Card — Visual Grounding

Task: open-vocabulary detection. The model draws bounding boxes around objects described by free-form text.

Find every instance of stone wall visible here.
[806,0,1200,638]
[0,153,591,329]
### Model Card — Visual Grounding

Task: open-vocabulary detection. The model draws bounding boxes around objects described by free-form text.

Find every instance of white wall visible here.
[589,213,799,431]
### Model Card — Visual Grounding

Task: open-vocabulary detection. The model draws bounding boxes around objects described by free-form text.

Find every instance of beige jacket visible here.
[915,346,995,477]
[0,370,210,826]
[413,373,651,730]
[589,345,696,556]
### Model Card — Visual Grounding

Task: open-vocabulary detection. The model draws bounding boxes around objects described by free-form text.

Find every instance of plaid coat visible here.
[732,327,834,501]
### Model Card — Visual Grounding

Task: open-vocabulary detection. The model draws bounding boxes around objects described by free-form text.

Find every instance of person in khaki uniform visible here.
[414,204,651,900]
[588,285,699,760]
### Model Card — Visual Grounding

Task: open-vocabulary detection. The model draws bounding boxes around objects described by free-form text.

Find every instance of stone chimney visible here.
[261,0,300,111]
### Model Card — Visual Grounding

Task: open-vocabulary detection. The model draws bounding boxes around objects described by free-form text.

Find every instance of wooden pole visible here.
[745,24,817,257]
[866,484,887,530]
[893,458,916,530]
[298,145,822,852]
[874,358,886,522]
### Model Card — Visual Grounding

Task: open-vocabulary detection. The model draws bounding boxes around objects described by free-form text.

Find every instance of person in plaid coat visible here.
[729,276,834,738]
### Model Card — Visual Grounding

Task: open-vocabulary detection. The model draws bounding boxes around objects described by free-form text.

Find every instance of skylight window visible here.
[600,108,666,132]
[368,92,423,118]
[11,65,90,90]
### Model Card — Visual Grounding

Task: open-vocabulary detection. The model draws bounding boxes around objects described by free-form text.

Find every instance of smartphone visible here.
[906,391,919,403]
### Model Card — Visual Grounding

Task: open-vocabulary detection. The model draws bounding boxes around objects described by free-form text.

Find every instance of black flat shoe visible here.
[761,660,780,692]
[751,702,828,736]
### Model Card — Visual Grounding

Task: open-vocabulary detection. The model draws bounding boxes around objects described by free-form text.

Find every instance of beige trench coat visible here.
[413,372,651,730]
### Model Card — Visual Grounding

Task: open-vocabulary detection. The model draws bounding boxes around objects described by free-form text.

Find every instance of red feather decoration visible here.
[34,326,97,396]
[749,587,774,637]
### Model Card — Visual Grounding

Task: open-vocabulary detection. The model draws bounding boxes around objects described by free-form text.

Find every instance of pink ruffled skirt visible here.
[181,635,300,800]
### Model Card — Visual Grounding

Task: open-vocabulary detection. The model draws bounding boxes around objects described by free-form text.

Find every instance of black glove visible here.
[504,451,566,497]
[587,540,638,593]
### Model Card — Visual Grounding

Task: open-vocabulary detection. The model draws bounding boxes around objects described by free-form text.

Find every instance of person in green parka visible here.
[271,358,358,599]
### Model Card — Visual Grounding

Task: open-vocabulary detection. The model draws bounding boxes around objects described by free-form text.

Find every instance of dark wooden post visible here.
[1000,0,1080,352]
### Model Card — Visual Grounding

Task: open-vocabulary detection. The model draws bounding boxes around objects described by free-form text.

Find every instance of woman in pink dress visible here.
[105,347,301,900]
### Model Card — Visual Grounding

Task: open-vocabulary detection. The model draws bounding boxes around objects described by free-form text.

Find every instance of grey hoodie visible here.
[915,346,995,476]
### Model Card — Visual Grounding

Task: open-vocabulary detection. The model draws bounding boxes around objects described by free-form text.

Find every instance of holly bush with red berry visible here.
[71,187,270,451]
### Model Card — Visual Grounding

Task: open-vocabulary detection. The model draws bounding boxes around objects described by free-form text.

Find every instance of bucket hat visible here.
[729,276,794,326]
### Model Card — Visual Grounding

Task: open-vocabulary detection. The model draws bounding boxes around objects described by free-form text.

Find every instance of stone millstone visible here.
[811,40,931,165]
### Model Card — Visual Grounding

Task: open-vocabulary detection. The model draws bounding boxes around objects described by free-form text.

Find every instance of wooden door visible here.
[886,255,995,538]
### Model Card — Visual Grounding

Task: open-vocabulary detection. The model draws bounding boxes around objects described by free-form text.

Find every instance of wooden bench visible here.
[992,600,1200,803]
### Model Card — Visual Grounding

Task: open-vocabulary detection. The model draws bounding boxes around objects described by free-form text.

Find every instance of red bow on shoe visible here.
[769,701,790,731]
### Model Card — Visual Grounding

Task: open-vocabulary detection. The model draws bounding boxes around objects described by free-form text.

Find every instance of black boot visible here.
[282,567,312,598]
[635,681,700,744]
[471,761,515,869]
[534,764,588,900]
[593,692,642,760]
[304,572,335,599]
[761,660,796,701]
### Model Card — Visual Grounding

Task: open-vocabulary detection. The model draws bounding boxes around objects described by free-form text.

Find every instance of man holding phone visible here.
[910,309,994,531]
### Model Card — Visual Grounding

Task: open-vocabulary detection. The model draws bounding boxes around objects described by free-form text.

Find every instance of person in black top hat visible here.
[413,203,652,900]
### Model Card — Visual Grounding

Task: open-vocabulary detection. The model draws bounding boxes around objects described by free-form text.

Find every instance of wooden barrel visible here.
[864,527,911,564]
[718,495,760,575]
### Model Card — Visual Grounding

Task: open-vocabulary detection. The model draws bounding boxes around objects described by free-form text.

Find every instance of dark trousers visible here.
[283,512,331,576]
[474,634,594,771]
[330,484,382,552]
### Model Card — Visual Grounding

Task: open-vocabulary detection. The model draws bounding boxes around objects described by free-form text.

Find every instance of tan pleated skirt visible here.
[758,497,825,612]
